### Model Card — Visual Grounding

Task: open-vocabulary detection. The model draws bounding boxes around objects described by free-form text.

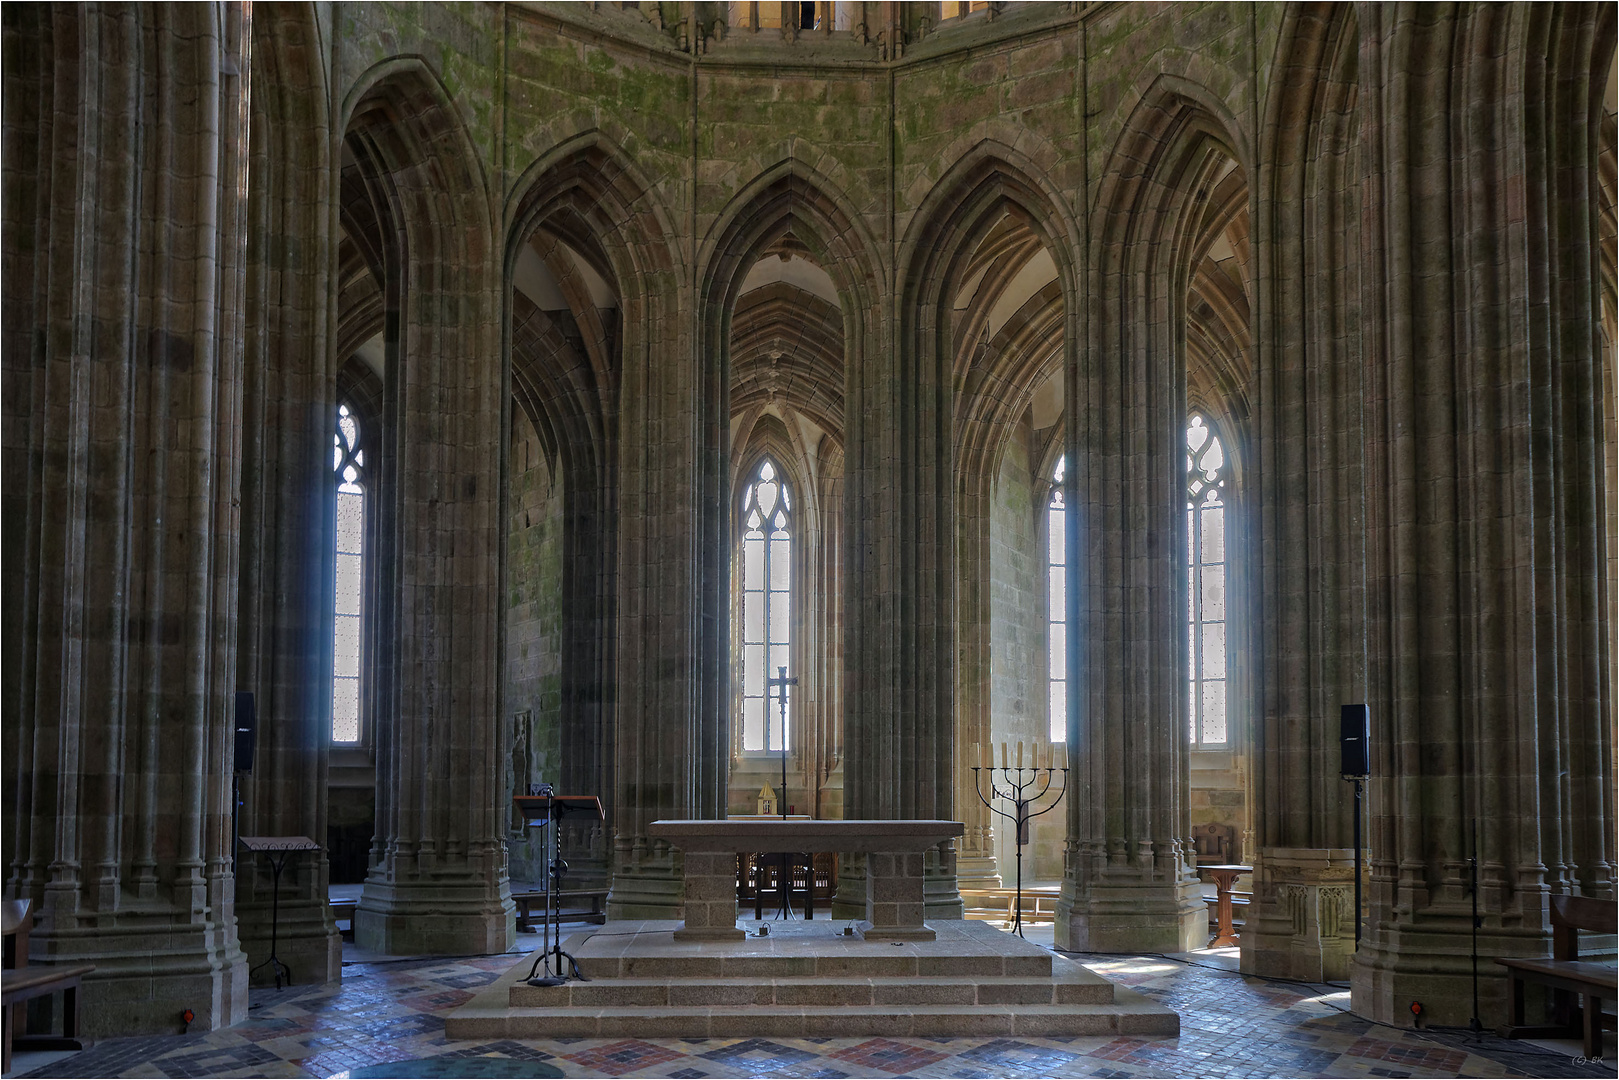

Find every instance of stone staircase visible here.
[447,919,1177,1039]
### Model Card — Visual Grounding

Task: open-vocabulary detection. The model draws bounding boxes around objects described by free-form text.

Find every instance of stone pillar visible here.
[1057,83,1219,955]
[232,4,341,989]
[609,252,716,921]
[1,4,253,1033]
[343,68,511,956]
[954,476,1002,891]
[1351,5,1615,1027]
[1242,3,1368,987]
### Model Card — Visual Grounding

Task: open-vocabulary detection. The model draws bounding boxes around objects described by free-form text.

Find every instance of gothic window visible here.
[739,458,792,752]
[333,403,365,744]
[1047,454,1067,743]
[1187,416,1227,748]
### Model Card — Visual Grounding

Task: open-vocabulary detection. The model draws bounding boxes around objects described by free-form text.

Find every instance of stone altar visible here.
[648,819,963,942]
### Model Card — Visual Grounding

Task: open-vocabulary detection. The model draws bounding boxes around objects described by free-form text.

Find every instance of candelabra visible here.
[971,747,1067,938]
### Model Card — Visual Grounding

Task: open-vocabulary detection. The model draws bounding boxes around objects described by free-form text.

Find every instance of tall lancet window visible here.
[1187,415,1227,748]
[739,459,792,752]
[333,403,365,744]
[1047,454,1067,743]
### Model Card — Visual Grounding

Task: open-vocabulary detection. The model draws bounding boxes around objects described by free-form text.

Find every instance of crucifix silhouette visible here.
[765,665,798,918]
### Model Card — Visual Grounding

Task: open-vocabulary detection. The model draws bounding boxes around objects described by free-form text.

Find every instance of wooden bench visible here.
[3,899,95,1074]
[1496,895,1617,1059]
[960,887,1061,928]
[512,889,608,932]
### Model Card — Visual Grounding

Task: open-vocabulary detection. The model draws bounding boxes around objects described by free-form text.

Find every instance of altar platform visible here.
[446,918,1178,1039]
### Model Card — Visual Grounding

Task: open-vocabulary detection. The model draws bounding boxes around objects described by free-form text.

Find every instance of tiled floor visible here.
[7,924,1608,1079]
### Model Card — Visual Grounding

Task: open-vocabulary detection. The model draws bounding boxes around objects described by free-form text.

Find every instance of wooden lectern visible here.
[512,793,603,985]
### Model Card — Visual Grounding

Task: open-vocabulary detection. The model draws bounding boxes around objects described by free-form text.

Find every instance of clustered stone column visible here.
[342,70,511,957]
[1241,3,1368,985]
[1058,84,1222,954]
[1351,4,1615,1026]
[232,6,343,990]
[1,3,254,1034]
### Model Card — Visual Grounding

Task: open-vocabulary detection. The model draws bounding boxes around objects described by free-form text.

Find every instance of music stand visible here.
[238,836,321,989]
[513,793,603,986]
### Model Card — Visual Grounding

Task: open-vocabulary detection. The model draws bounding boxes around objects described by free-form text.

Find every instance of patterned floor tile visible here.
[558,1039,688,1077]
[828,1038,950,1073]
[10,942,1615,1080]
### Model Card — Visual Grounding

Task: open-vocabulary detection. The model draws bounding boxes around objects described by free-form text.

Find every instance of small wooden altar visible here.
[649,819,963,942]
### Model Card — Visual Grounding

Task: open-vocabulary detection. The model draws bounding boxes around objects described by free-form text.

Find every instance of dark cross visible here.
[766,665,799,920]
[765,666,797,821]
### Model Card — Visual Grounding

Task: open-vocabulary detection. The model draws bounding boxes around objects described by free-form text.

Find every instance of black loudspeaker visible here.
[234,691,256,774]
[1340,703,1370,777]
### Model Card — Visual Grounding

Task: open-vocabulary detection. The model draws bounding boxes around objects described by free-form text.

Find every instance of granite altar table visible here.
[649,819,963,942]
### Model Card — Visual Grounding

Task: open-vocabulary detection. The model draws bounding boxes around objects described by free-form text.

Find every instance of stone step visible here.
[508,966,1114,1008]
[575,949,1054,980]
[449,993,1178,1040]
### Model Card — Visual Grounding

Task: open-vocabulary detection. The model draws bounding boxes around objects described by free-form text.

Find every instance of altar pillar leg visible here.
[864,852,935,941]
[672,852,744,941]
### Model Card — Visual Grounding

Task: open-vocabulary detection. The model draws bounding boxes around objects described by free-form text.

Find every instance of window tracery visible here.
[1187,415,1227,748]
[739,458,792,752]
[333,402,365,744]
[1048,454,1067,743]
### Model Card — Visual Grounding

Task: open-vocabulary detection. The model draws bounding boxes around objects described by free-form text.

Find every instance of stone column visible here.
[954,474,1002,891]
[1,4,252,1033]
[1242,3,1369,985]
[232,4,342,989]
[343,68,511,956]
[609,262,718,919]
[1351,5,1615,1027]
[1057,81,1220,955]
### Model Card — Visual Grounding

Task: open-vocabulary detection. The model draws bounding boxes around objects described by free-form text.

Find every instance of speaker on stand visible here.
[233,691,255,872]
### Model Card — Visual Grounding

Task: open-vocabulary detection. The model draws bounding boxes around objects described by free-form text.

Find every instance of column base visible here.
[607,844,683,921]
[237,898,341,987]
[955,853,1002,891]
[354,879,514,956]
[1240,848,1359,983]
[29,920,247,1037]
[1352,920,1552,1029]
[1056,876,1206,953]
[923,846,963,920]
[830,858,867,922]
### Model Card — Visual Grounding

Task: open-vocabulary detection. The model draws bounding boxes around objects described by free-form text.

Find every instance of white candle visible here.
[1000,741,1008,769]
[1016,740,1024,769]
